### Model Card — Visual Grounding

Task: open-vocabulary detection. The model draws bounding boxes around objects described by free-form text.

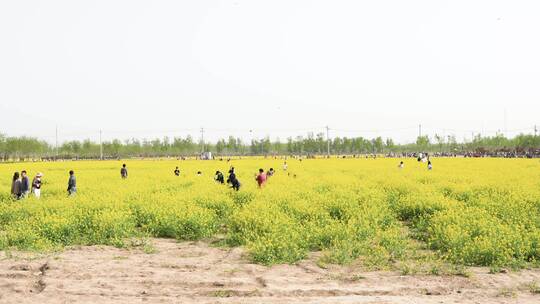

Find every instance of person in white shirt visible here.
[32,172,43,198]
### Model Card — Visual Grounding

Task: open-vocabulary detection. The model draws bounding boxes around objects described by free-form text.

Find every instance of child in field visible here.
[11,172,22,200]
[32,173,43,198]
[266,168,275,177]
[215,171,224,184]
[121,164,128,179]
[398,161,404,169]
[255,169,267,188]
[427,161,433,170]
[174,167,180,176]
[283,162,288,171]
[67,170,77,196]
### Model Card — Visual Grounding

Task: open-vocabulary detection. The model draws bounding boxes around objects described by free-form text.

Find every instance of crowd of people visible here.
[397,153,433,170]
[10,170,46,199]
[9,156,437,201]
[9,161,288,200]
[10,170,76,200]
[388,150,540,159]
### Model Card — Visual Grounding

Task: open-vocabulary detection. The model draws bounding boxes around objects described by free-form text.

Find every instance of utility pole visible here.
[99,130,103,160]
[200,127,204,153]
[325,126,330,157]
[481,121,485,138]
[249,129,253,156]
[419,124,422,138]
[55,125,58,161]
[534,125,537,137]
[504,108,508,137]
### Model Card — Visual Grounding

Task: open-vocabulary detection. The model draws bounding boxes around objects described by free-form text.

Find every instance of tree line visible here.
[0,132,539,160]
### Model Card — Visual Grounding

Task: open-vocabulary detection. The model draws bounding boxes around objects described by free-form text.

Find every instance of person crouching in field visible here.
[227,169,241,191]
[255,169,267,188]
[398,161,404,169]
[266,168,275,177]
[20,170,30,198]
[428,160,433,170]
[11,172,22,200]
[174,166,180,176]
[215,171,224,184]
[67,170,77,196]
[32,172,43,198]
[121,164,128,179]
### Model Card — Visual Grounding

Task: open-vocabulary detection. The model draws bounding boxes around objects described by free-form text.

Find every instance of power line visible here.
[5,123,540,148]
[331,126,418,133]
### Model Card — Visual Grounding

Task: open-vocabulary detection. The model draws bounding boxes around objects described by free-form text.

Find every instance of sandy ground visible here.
[1,239,539,304]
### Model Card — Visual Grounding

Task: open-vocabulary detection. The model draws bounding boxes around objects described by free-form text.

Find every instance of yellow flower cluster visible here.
[0,157,539,267]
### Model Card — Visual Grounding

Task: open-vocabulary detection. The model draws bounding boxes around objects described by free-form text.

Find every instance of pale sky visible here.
[1,0,539,144]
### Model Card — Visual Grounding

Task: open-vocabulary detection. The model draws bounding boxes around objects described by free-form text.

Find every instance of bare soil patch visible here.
[1,239,539,303]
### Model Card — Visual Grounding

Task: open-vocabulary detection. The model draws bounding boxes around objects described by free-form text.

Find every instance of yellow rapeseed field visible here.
[1,158,540,269]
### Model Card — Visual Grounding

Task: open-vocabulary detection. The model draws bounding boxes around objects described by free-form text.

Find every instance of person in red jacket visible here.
[255,168,267,188]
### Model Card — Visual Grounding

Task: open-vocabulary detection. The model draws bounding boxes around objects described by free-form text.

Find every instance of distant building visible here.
[200,152,213,160]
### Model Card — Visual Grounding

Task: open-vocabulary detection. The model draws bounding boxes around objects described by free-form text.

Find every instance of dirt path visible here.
[1,239,539,303]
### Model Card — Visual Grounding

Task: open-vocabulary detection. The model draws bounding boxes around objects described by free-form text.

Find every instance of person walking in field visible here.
[227,169,241,191]
[20,170,30,198]
[255,168,267,188]
[121,164,128,179]
[67,170,77,196]
[11,172,22,200]
[215,171,224,184]
[174,166,180,176]
[283,161,288,171]
[427,160,433,170]
[32,172,43,199]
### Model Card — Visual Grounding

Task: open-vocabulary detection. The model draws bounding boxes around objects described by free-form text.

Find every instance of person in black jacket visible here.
[20,170,30,198]
[215,171,224,184]
[227,169,240,191]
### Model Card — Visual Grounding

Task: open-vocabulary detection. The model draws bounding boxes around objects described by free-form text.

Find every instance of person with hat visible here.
[32,172,43,198]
